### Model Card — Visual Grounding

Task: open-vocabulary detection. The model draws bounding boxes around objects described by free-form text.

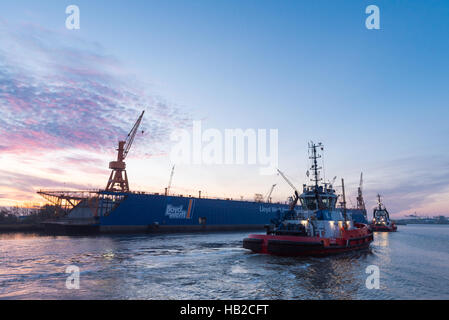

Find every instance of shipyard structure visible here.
[38,112,367,234]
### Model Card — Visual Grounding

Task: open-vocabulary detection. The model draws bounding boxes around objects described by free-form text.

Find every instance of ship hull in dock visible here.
[39,192,293,235]
[99,193,286,230]
[38,191,369,235]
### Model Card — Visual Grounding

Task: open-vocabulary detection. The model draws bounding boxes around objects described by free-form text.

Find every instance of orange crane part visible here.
[105,111,145,192]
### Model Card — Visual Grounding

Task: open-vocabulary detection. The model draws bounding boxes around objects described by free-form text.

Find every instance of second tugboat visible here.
[243,142,373,256]
[370,194,397,232]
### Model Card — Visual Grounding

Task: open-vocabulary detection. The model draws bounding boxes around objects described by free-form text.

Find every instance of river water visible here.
[0,224,448,300]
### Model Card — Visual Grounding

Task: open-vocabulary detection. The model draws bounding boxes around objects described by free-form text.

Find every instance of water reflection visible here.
[1,226,448,299]
[376,232,390,247]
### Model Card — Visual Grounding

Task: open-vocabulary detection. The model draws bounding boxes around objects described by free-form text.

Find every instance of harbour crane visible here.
[265,184,276,203]
[324,176,337,190]
[166,165,175,196]
[105,111,145,192]
[356,172,367,216]
[277,169,299,194]
[331,176,337,187]
[277,168,300,211]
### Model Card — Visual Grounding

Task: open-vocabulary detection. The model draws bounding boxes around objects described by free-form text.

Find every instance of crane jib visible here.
[123,110,145,159]
[105,110,145,192]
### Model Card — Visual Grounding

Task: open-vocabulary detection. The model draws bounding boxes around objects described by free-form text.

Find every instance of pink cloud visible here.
[0,22,191,158]
[0,22,193,204]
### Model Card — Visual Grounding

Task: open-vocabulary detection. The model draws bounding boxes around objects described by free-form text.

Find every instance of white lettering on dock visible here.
[165,205,188,219]
[259,206,289,213]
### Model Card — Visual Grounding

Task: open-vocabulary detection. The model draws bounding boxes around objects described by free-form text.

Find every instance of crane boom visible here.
[277,169,299,193]
[359,172,363,190]
[124,111,145,159]
[277,169,300,211]
[331,176,337,187]
[357,172,366,214]
[266,184,276,202]
[167,165,175,195]
[289,190,300,211]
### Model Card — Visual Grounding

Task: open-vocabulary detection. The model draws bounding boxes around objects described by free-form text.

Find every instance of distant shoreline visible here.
[393,220,449,225]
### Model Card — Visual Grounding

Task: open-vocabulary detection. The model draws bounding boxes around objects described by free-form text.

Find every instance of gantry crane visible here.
[105,111,145,192]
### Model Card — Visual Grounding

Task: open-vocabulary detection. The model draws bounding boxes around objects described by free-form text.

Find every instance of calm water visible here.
[1,225,448,300]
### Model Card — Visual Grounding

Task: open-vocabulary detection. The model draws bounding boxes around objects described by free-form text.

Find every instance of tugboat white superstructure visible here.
[370,194,397,232]
[243,142,373,256]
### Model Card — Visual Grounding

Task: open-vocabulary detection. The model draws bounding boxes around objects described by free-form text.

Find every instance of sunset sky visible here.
[0,1,448,217]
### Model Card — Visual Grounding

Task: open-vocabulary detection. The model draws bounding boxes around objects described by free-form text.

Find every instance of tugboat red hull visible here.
[243,223,373,257]
[370,224,397,232]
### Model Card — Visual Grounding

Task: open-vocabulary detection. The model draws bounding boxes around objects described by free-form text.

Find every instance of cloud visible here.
[363,155,449,215]
[0,22,191,157]
[63,155,104,167]
[0,169,87,193]
[0,22,192,205]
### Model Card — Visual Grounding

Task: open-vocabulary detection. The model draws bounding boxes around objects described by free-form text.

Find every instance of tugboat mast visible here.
[377,194,382,210]
[341,178,348,221]
[309,142,323,189]
[308,142,323,210]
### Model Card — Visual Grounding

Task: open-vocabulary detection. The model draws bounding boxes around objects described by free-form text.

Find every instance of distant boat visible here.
[370,194,397,232]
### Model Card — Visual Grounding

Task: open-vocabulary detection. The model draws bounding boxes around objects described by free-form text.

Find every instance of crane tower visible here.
[105,111,145,192]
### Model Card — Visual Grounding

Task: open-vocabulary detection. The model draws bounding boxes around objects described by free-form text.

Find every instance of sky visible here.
[0,0,448,217]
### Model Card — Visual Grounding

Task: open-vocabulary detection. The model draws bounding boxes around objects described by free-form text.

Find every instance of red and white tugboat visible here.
[243,142,373,257]
[370,194,397,232]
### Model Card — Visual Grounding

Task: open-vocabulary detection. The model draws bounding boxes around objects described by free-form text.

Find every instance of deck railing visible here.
[37,189,288,205]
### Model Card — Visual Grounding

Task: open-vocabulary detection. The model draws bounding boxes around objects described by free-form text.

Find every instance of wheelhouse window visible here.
[302,197,318,210]
[301,194,337,211]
